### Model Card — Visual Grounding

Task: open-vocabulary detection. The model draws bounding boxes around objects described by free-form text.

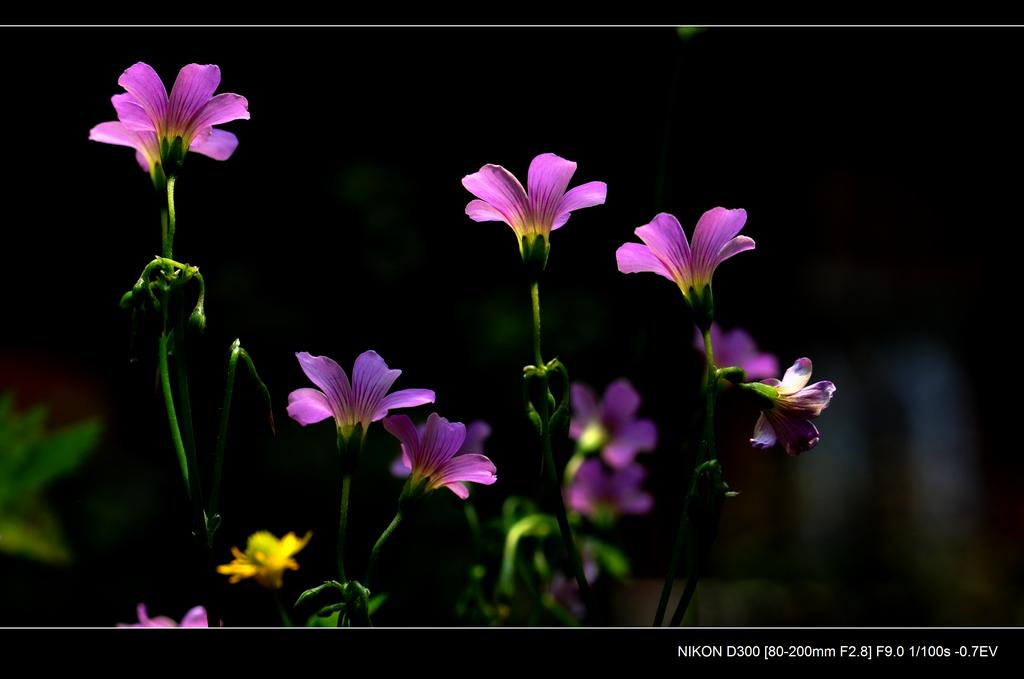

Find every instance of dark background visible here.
[1,27,1022,625]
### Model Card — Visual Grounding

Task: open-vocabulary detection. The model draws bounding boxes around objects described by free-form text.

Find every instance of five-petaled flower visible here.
[118,604,208,628]
[694,323,779,380]
[616,209,753,325]
[383,412,497,500]
[567,458,653,524]
[89,62,250,181]
[217,530,312,589]
[462,152,607,269]
[570,379,657,468]
[748,358,836,455]
[391,419,491,479]
[287,350,435,443]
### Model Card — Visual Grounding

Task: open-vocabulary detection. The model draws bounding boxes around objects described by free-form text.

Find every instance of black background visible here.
[1,26,1022,626]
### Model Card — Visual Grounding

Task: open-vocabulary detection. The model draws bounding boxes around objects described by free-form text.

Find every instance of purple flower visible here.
[567,459,653,522]
[383,413,497,500]
[89,62,249,176]
[570,379,657,468]
[462,153,607,263]
[750,358,836,455]
[287,351,435,439]
[694,323,779,380]
[549,552,599,619]
[616,209,754,312]
[118,604,208,628]
[391,419,491,479]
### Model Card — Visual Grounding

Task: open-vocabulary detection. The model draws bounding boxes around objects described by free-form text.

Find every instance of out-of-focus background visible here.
[1,27,1021,626]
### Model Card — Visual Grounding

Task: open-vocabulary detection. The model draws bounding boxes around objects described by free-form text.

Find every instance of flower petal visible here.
[418,413,466,474]
[117,63,168,129]
[191,92,250,130]
[460,420,492,455]
[742,353,780,380]
[615,243,674,281]
[604,420,657,468]
[462,164,530,234]
[465,199,507,223]
[390,449,412,478]
[569,382,600,439]
[766,411,821,455]
[601,379,641,430]
[527,153,576,226]
[780,380,836,418]
[433,453,497,497]
[689,207,748,282]
[750,412,777,450]
[383,414,420,462]
[295,352,352,422]
[190,128,239,161]
[553,181,607,229]
[779,357,813,394]
[619,488,654,515]
[89,121,140,148]
[348,350,403,425]
[179,606,209,628]
[374,388,436,422]
[168,64,221,134]
[635,213,692,283]
[286,388,333,426]
[112,93,155,132]
[714,235,756,269]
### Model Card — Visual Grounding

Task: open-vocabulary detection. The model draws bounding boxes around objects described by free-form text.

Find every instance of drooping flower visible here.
[616,209,754,321]
[748,358,836,455]
[694,323,779,379]
[118,604,208,628]
[570,379,657,468]
[383,413,497,500]
[89,62,249,180]
[391,419,491,479]
[287,350,435,441]
[217,530,312,589]
[567,459,653,523]
[462,153,607,268]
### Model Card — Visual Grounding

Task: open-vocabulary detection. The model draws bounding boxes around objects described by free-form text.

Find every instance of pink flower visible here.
[694,323,779,380]
[118,603,208,628]
[90,62,249,177]
[384,413,497,500]
[616,209,754,320]
[749,358,836,455]
[463,153,606,266]
[287,350,435,439]
[570,379,657,468]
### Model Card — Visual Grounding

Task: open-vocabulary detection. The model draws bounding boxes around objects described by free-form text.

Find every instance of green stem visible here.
[164,174,177,259]
[174,300,205,544]
[365,510,403,590]
[337,473,351,583]
[158,306,190,489]
[209,342,241,520]
[272,590,293,627]
[653,326,719,626]
[530,280,543,367]
[529,278,592,616]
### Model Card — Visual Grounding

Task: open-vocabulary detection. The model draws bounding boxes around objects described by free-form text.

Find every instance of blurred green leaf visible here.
[0,391,102,564]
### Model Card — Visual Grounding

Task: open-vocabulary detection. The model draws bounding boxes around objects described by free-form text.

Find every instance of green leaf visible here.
[0,500,71,565]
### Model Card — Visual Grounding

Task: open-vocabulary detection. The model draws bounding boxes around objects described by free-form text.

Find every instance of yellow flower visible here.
[217,530,311,589]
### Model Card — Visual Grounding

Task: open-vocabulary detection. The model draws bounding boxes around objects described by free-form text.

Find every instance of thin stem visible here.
[365,510,403,590]
[653,326,719,626]
[337,473,351,583]
[530,280,543,367]
[209,342,241,520]
[160,207,170,259]
[652,454,705,626]
[158,306,190,489]
[164,174,177,259]
[529,278,592,615]
[174,300,205,544]
[272,590,293,627]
